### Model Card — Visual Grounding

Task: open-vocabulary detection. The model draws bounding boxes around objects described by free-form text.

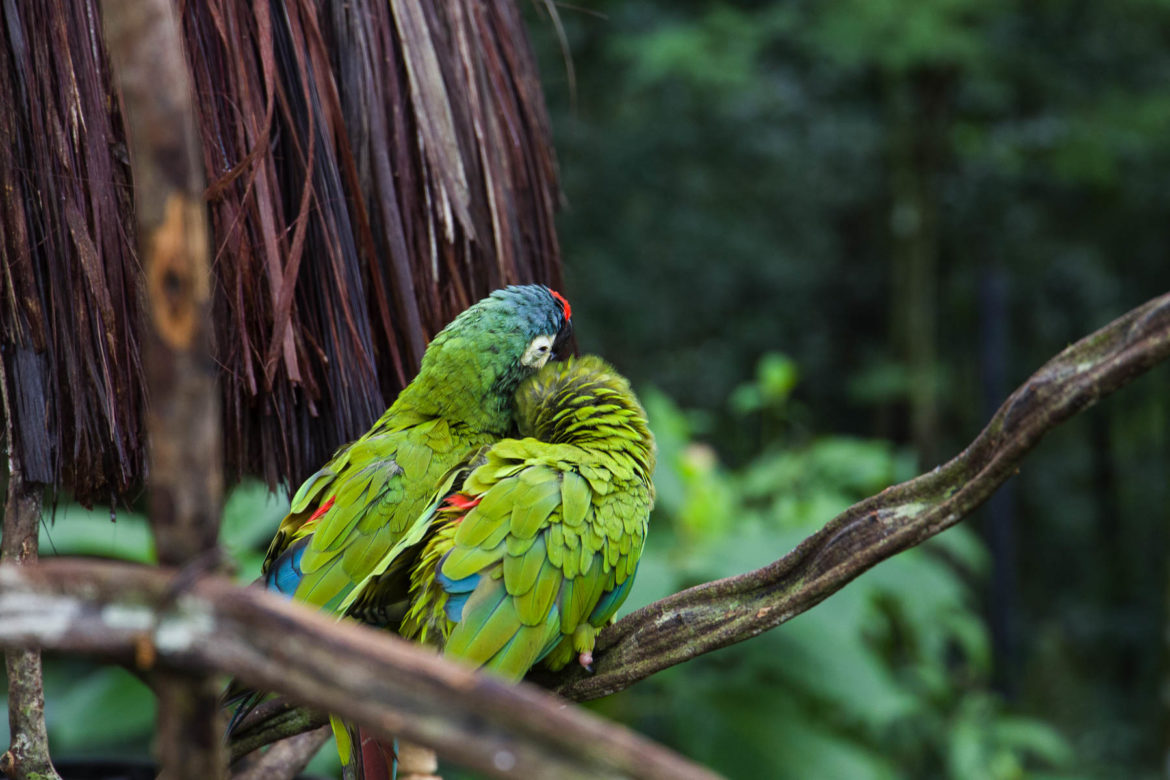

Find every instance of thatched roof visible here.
[0,0,563,505]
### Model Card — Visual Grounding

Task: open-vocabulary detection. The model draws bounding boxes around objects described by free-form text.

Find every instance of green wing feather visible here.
[259,410,494,613]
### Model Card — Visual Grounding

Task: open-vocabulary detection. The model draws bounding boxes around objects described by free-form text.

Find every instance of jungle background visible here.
[6,1,1170,778]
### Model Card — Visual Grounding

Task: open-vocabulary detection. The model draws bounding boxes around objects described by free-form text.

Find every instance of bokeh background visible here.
[539,2,1170,777]
[8,1,1170,778]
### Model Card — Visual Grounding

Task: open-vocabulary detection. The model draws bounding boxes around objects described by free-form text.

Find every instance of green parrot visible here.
[260,285,573,610]
[228,285,571,744]
[318,355,654,780]
[343,354,656,680]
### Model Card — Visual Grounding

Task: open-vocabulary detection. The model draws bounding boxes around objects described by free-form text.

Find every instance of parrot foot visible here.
[577,650,594,673]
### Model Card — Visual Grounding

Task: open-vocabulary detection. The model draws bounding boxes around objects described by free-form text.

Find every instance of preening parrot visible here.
[226,285,571,741]
[260,285,572,611]
[345,354,656,680]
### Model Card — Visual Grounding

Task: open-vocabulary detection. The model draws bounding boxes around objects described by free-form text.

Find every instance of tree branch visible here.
[228,699,327,762]
[4,290,1164,774]
[230,726,331,780]
[541,290,1170,699]
[0,560,721,780]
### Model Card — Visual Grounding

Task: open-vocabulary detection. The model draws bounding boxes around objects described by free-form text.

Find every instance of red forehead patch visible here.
[550,289,571,320]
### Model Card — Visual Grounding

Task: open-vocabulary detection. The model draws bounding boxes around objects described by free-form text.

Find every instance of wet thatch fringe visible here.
[0,0,563,505]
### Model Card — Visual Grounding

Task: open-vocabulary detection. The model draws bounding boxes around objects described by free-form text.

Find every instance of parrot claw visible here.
[578,650,594,673]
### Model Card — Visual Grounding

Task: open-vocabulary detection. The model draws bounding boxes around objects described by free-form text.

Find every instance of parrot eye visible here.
[521,335,556,369]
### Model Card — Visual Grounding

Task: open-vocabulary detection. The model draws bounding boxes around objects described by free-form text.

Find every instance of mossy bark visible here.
[1,318,59,780]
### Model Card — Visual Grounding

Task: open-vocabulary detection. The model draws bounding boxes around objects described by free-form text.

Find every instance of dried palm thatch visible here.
[0,0,564,505]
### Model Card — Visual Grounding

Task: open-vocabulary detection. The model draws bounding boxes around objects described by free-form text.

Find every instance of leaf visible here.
[39,506,155,564]
[926,525,991,576]
[221,479,290,552]
[992,716,1075,767]
[45,666,156,751]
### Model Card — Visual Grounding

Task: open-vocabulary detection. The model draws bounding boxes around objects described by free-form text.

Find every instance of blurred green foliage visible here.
[541,0,1170,427]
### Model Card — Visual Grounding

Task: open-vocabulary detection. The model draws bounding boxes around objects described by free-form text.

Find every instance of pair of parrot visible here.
[231,285,655,777]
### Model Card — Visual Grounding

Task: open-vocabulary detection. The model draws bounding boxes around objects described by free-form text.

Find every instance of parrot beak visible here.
[551,319,574,361]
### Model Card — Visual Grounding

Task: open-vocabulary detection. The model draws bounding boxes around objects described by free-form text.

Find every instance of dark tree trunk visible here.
[980,263,1019,696]
[886,69,952,467]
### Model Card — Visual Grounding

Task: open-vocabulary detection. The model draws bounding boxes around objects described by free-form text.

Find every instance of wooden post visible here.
[100,0,225,777]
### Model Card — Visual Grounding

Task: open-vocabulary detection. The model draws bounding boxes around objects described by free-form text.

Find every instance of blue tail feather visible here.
[588,562,640,625]
[437,562,481,623]
[265,537,309,596]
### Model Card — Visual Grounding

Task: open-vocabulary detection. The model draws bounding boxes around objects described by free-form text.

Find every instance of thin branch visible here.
[540,290,1170,699]
[231,726,331,780]
[229,702,327,763]
[100,0,224,777]
[0,320,59,780]
[0,560,721,780]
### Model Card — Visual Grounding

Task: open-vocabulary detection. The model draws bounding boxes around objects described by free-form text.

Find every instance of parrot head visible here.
[515,355,656,479]
[482,284,573,371]
[404,284,573,431]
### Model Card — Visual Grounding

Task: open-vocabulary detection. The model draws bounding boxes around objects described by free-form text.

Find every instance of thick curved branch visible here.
[228,700,327,762]
[542,291,1170,700]
[0,560,719,780]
